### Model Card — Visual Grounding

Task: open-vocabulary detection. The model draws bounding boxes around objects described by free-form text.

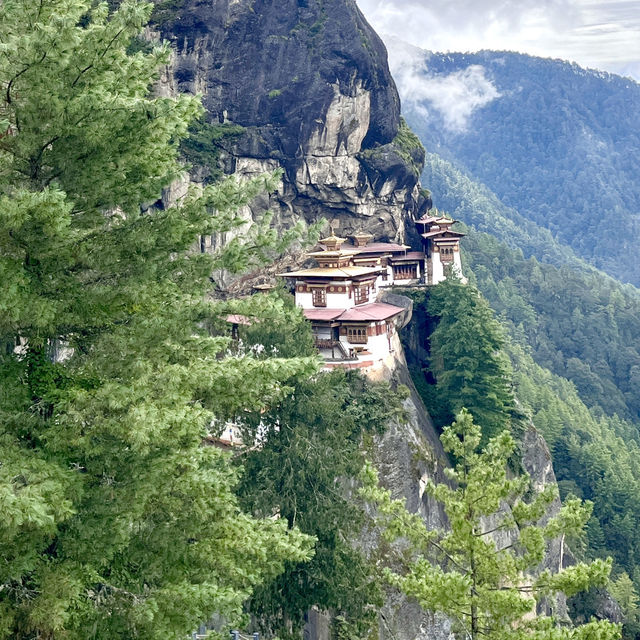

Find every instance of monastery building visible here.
[279,214,465,374]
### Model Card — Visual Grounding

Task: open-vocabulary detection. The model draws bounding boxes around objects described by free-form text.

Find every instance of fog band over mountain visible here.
[385,38,501,131]
[357,0,640,80]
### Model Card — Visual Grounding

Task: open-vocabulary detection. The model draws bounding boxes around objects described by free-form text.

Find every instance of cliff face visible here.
[368,366,570,640]
[152,2,574,638]
[153,0,427,243]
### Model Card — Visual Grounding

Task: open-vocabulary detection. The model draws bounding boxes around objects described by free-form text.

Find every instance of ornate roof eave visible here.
[416,214,459,225]
[421,230,466,239]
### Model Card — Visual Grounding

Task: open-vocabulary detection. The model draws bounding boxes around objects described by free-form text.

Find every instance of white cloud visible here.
[356,0,640,80]
[384,38,501,131]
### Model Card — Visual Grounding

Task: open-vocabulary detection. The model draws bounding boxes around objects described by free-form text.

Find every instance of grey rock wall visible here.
[372,368,452,640]
[152,0,428,246]
[148,2,576,637]
[371,371,572,639]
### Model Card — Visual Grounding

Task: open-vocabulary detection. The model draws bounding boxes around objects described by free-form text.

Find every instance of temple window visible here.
[312,288,327,307]
[354,285,369,305]
[347,326,368,344]
[393,264,417,279]
[441,247,454,262]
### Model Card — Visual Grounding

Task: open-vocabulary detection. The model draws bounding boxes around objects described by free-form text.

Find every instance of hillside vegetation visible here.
[405,51,640,285]
[391,43,640,631]
[405,279,640,626]
[463,230,640,420]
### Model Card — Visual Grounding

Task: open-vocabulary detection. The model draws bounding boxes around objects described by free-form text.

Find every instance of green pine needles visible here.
[407,275,517,441]
[0,1,317,638]
[362,409,621,640]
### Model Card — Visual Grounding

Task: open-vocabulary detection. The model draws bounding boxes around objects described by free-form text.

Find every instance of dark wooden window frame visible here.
[353,284,369,305]
[346,325,368,344]
[312,287,327,307]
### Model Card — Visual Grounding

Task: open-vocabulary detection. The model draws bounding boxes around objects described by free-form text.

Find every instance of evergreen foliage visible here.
[463,229,640,421]
[235,285,316,360]
[609,573,640,638]
[180,117,246,183]
[362,410,620,640]
[406,50,640,285]
[413,146,640,600]
[0,1,318,637]
[450,226,640,585]
[394,40,640,629]
[403,263,640,618]
[392,117,426,176]
[422,277,516,439]
[506,343,640,579]
[421,152,588,272]
[237,369,406,639]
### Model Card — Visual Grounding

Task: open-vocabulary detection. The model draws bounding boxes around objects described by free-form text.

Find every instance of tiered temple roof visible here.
[302,302,403,323]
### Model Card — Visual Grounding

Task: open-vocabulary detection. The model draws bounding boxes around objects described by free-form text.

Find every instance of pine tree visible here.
[427,276,515,439]
[237,368,407,639]
[362,410,621,640]
[0,2,317,637]
[609,572,640,636]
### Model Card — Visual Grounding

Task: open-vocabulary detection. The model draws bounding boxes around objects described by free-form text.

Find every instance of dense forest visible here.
[463,230,640,420]
[390,43,640,637]
[421,151,640,418]
[405,278,640,634]
[0,2,398,637]
[0,1,637,639]
[403,50,640,285]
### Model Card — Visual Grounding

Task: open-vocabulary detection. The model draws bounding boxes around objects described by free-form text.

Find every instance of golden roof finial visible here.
[320,221,346,250]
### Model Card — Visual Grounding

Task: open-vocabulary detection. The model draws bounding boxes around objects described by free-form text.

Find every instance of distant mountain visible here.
[422,151,589,272]
[388,45,640,285]
[382,44,640,580]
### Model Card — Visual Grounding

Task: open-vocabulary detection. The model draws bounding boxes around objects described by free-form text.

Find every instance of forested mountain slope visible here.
[0,2,630,638]
[463,229,640,420]
[149,2,614,635]
[418,149,640,421]
[382,39,640,621]
[394,48,640,285]
[462,229,640,572]
[422,152,588,270]
[508,340,640,576]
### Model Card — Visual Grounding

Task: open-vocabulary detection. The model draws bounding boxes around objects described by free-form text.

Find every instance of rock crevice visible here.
[153,0,428,241]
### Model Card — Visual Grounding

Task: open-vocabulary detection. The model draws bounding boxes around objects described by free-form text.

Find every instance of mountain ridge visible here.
[390,45,640,285]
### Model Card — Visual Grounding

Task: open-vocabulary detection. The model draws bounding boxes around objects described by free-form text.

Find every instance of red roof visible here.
[337,302,403,321]
[303,309,344,321]
[303,303,404,323]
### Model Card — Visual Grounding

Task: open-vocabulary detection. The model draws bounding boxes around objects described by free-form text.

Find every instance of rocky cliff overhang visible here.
[153,0,428,244]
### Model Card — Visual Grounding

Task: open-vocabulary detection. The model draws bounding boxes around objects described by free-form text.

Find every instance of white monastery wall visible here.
[393,277,418,286]
[431,254,444,284]
[363,330,404,382]
[363,332,393,360]
[453,253,467,283]
[326,291,354,308]
[295,282,387,310]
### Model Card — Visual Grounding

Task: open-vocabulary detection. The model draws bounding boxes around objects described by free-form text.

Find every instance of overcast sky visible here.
[356,0,640,80]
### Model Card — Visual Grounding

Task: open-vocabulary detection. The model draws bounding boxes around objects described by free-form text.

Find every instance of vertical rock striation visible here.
[153,0,428,242]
